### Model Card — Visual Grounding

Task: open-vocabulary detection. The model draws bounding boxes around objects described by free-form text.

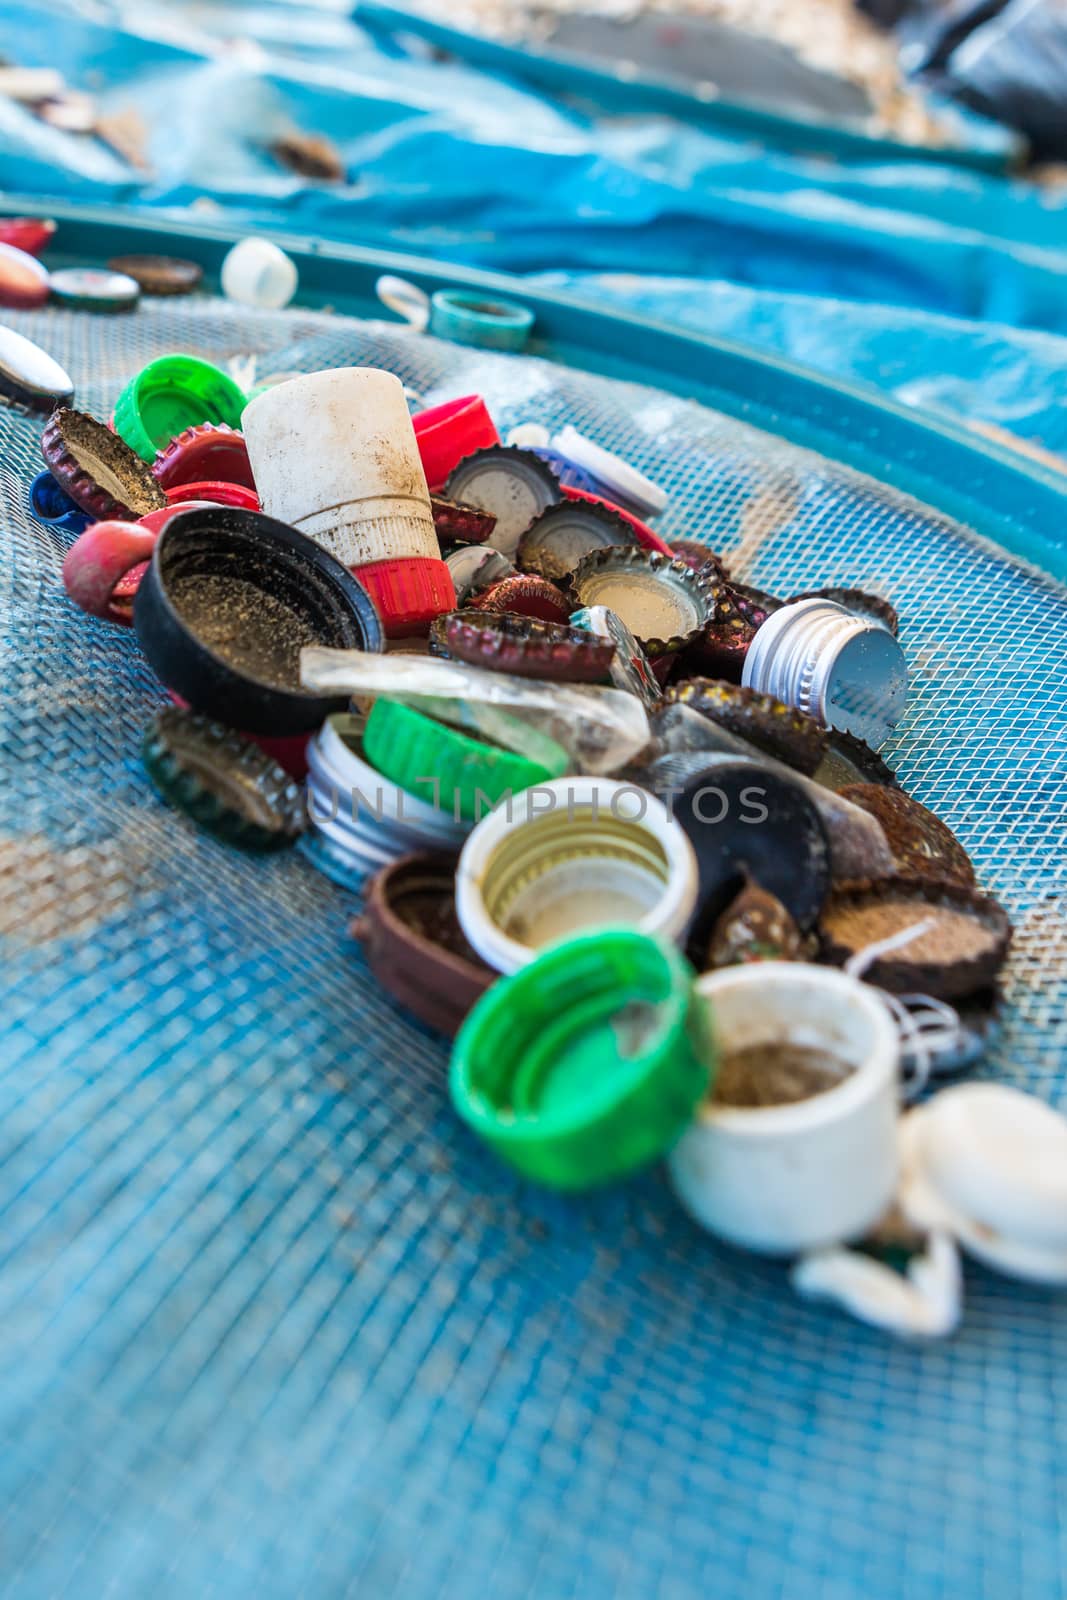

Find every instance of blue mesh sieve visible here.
[0,297,1065,1599]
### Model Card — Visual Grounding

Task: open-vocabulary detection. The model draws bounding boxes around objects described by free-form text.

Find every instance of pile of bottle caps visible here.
[15,273,1065,1343]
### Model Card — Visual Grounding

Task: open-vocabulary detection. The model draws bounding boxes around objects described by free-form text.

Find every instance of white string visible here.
[844,919,938,975]
[844,920,969,1100]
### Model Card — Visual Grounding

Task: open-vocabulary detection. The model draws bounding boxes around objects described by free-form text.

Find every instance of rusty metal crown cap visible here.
[568,547,721,659]
[517,497,639,582]
[443,610,616,682]
[42,407,167,520]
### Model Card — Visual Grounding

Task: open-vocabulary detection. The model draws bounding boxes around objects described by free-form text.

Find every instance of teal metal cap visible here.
[430,289,534,352]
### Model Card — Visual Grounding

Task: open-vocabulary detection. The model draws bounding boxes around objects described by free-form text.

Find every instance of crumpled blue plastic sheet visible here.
[535,269,1067,459]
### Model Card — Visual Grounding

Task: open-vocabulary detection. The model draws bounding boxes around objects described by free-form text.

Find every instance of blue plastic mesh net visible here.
[1,299,1065,1599]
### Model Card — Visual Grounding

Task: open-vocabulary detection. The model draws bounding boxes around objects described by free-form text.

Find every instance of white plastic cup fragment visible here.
[792,1231,962,1339]
[668,963,900,1256]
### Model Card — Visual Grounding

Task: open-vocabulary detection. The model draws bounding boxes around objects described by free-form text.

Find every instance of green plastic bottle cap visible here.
[362,698,568,822]
[113,354,247,462]
[451,929,713,1190]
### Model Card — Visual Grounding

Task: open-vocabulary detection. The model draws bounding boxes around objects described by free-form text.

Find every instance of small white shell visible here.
[900,1084,1067,1285]
[792,1230,962,1339]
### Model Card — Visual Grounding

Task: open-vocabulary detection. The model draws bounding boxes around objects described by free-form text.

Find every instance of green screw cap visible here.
[363,698,568,822]
[451,929,714,1190]
[114,354,247,462]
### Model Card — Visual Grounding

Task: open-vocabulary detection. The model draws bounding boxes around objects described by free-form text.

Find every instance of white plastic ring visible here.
[455,776,698,975]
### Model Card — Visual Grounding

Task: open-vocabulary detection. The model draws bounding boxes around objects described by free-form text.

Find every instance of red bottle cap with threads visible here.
[152,423,256,490]
[164,481,260,511]
[412,395,499,492]
[561,485,673,556]
[357,557,456,638]
[63,501,214,624]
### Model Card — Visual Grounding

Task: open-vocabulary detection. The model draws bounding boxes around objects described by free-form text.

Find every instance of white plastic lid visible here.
[919,1085,1067,1254]
[506,422,551,450]
[900,1094,1067,1286]
[221,238,299,310]
[551,424,668,517]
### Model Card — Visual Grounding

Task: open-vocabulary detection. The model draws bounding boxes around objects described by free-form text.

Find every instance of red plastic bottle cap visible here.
[138,500,214,535]
[164,480,260,510]
[63,520,158,625]
[412,395,499,493]
[64,501,216,623]
[0,242,50,309]
[247,729,312,780]
[0,218,56,256]
[561,485,673,556]
[109,559,150,615]
[357,556,456,638]
[106,496,229,614]
[152,423,256,490]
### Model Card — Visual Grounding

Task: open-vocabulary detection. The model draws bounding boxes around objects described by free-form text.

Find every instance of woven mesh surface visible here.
[1,298,1066,1600]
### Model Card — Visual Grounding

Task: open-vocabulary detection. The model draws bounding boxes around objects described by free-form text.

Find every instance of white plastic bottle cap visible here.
[668,963,900,1256]
[455,776,698,975]
[927,1086,1067,1250]
[551,424,668,518]
[242,366,438,569]
[900,1084,1067,1284]
[221,238,299,310]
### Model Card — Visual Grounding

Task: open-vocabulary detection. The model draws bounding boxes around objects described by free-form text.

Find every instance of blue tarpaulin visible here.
[0,0,1065,448]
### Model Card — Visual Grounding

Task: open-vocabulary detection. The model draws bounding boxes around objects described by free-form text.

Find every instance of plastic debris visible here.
[792,1230,963,1339]
[299,648,652,774]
